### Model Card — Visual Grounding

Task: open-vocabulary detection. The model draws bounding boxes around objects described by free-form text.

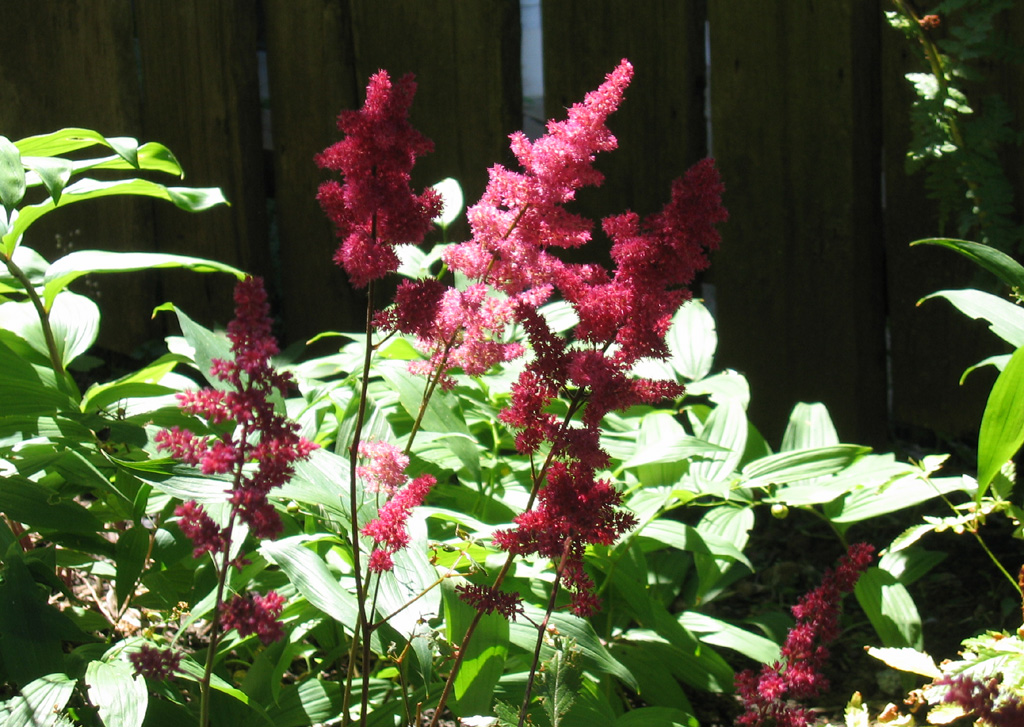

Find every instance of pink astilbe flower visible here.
[157,277,317,548]
[357,440,410,495]
[220,590,286,645]
[456,584,523,621]
[735,543,875,727]
[128,645,182,680]
[174,501,227,558]
[316,70,442,288]
[933,673,1024,726]
[361,473,436,572]
[444,60,635,294]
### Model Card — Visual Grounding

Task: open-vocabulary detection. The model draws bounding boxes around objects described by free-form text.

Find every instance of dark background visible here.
[3,0,1023,452]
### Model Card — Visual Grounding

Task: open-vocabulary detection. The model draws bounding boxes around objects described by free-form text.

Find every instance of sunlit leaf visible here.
[977,344,1024,496]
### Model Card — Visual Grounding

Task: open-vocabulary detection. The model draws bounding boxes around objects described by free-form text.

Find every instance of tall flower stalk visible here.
[735,543,875,727]
[317,61,727,726]
[151,276,316,727]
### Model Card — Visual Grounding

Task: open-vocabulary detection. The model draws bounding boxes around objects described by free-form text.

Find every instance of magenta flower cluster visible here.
[156,276,316,644]
[128,644,182,680]
[316,71,442,288]
[318,61,727,615]
[356,440,435,572]
[933,673,1024,726]
[735,543,875,727]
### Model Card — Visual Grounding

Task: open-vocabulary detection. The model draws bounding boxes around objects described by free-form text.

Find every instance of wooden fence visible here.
[2,0,1022,450]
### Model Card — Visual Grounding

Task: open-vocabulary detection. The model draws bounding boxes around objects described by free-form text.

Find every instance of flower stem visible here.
[517,537,572,727]
[1,253,66,381]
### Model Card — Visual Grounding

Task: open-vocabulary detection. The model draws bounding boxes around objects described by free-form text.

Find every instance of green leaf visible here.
[3,178,227,257]
[667,299,717,381]
[260,536,360,628]
[446,581,508,717]
[21,157,73,205]
[378,363,480,478]
[15,128,130,158]
[920,288,1024,348]
[85,659,148,727]
[781,402,839,451]
[265,679,345,727]
[977,344,1024,496]
[0,292,99,368]
[0,475,104,534]
[689,400,747,489]
[679,611,780,664]
[615,707,699,727]
[912,238,1024,293]
[866,646,941,679]
[509,607,637,691]
[115,527,150,611]
[154,302,233,389]
[2,673,77,727]
[854,567,922,649]
[43,250,243,311]
[0,553,93,684]
[0,135,27,213]
[742,445,869,489]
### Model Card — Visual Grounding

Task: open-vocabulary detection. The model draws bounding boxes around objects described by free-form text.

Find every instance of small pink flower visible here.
[735,544,874,727]
[361,474,435,572]
[357,440,409,495]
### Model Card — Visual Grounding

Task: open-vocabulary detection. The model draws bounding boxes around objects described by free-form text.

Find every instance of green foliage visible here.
[0,129,977,727]
[886,1,1024,253]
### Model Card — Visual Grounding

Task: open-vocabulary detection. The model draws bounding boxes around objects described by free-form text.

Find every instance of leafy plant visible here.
[0,73,982,727]
[885,1,1023,252]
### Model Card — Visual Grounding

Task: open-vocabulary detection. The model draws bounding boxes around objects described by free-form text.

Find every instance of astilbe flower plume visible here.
[735,543,875,727]
[219,590,286,646]
[316,70,442,288]
[128,645,182,680]
[157,278,316,549]
[356,440,436,572]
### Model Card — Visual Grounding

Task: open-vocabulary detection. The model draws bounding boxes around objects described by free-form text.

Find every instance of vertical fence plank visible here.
[0,0,159,356]
[708,0,888,446]
[264,0,363,344]
[266,0,521,341]
[541,0,707,238]
[135,0,268,329]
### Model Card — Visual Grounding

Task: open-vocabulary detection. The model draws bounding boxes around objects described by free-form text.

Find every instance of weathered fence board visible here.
[266,0,521,340]
[0,0,161,355]
[708,0,889,446]
[2,0,1022,447]
[135,0,269,329]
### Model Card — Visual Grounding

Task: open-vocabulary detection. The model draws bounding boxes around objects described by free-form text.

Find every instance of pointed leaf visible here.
[977,344,1024,495]
[260,536,360,627]
[741,445,869,489]
[4,178,227,256]
[668,299,717,381]
[22,157,73,204]
[85,659,148,727]
[921,289,1024,347]
[854,567,922,649]
[0,136,27,212]
[43,250,243,309]
[4,673,77,727]
[866,646,941,679]
[912,238,1024,293]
